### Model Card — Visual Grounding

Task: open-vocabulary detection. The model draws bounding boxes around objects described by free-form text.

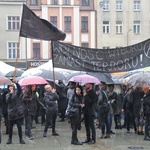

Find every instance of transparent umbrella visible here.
[126,72,150,87]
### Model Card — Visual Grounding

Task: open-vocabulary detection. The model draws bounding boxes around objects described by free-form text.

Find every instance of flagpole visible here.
[14,36,20,81]
[51,41,56,89]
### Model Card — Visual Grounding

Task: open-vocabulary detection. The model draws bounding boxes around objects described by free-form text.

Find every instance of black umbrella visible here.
[5,69,25,77]
[87,72,114,84]
[34,69,65,80]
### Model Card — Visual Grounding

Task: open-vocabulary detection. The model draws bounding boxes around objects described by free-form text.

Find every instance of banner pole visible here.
[14,36,20,81]
[51,41,56,89]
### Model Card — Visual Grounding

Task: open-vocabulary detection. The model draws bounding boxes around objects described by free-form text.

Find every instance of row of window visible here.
[8,15,141,34]
[30,0,141,11]
[30,0,90,6]
[8,42,89,59]
[101,0,141,11]
[8,16,89,32]
[103,21,140,34]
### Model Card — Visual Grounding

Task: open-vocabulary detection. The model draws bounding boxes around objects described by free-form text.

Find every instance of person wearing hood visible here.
[143,85,150,141]
[68,85,84,145]
[43,84,59,137]
[6,82,25,144]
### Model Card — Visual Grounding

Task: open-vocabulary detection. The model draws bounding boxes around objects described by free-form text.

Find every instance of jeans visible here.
[25,115,33,137]
[99,111,110,135]
[108,114,114,130]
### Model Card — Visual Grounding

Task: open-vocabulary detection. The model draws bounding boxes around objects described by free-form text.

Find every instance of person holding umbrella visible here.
[6,82,25,144]
[82,83,98,144]
[22,85,38,140]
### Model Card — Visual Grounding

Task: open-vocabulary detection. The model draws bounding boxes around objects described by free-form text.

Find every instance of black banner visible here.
[52,39,150,73]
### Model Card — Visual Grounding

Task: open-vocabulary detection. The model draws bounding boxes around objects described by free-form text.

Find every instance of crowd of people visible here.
[0,79,150,145]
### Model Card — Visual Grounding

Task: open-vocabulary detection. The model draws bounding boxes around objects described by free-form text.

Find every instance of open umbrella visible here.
[126,72,150,86]
[5,69,25,77]
[69,74,100,84]
[87,72,114,84]
[18,76,48,86]
[0,77,12,85]
[65,72,86,83]
[34,69,65,80]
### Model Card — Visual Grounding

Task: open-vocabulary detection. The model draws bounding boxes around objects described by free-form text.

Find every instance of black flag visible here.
[20,4,66,41]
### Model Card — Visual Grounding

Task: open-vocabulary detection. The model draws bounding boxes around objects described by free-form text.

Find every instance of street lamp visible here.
[127,29,132,46]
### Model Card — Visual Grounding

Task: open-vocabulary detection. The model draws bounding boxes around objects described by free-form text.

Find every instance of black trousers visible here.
[8,118,23,140]
[145,115,150,137]
[0,116,1,143]
[41,108,46,125]
[114,114,122,127]
[126,112,137,132]
[70,115,79,142]
[3,113,9,134]
[44,111,57,133]
[84,114,96,141]
[99,111,110,135]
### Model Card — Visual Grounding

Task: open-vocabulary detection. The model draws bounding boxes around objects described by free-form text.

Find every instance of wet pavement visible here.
[0,119,150,150]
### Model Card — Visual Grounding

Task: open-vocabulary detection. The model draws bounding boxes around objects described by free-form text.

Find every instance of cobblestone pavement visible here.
[0,119,150,150]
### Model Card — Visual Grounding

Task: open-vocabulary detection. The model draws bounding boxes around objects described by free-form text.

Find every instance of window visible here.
[81,43,89,48]
[103,1,109,11]
[103,47,109,49]
[8,16,20,30]
[33,43,40,59]
[30,0,38,5]
[82,0,90,6]
[51,0,58,5]
[64,16,71,32]
[103,21,110,33]
[134,1,140,11]
[63,0,70,5]
[116,0,122,11]
[81,16,88,32]
[134,21,140,34]
[116,21,123,34]
[50,16,57,27]
[8,42,20,59]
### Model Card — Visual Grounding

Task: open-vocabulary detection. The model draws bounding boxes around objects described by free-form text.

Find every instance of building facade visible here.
[0,0,96,69]
[95,0,150,49]
[0,0,26,69]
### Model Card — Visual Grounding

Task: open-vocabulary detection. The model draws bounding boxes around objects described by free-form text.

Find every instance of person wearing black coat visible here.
[57,80,68,122]
[22,85,38,140]
[69,85,84,145]
[143,85,150,141]
[6,82,25,144]
[43,84,59,137]
[2,89,9,134]
[82,83,98,144]
[107,84,117,134]
[97,83,110,139]
[123,86,137,133]
[133,87,144,135]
